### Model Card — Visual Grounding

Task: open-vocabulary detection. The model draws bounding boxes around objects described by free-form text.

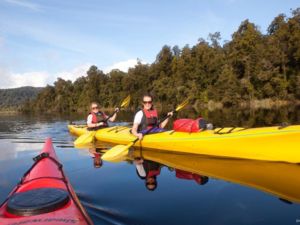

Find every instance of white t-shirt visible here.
[133,110,144,125]
[87,114,93,125]
[135,164,146,178]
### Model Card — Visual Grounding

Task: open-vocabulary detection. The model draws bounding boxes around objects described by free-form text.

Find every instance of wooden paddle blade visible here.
[101,143,133,161]
[74,131,96,146]
[175,98,189,112]
[120,95,131,108]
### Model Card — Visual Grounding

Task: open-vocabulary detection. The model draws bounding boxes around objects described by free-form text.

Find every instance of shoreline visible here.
[0,110,19,115]
[204,99,300,111]
[1,99,299,115]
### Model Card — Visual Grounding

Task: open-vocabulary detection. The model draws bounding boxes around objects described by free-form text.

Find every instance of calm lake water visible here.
[1,107,300,225]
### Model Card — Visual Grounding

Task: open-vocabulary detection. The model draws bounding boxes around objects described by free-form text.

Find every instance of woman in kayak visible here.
[89,147,104,168]
[87,102,119,130]
[134,157,162,191]
[131,94,173,140]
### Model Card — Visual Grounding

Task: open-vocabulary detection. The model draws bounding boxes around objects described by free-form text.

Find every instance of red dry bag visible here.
[173,118,207,132]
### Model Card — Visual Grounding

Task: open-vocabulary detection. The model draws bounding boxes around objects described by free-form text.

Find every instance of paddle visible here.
[74,95,131,146]
[101,98,189,161]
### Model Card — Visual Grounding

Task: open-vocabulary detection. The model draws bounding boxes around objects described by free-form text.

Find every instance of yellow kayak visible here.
[68,124,300,163]
[129,149,300,203]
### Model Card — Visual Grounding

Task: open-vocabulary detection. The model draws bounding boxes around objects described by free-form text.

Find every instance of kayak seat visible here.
[7,188,70,216]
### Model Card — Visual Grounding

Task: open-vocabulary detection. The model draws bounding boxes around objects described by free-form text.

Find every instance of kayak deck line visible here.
[107,126,129,133]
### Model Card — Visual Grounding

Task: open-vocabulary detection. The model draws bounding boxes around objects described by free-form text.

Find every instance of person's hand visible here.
[137,133,143,140]
[115,107,120,113]
[134,158,144,165]
[97,122,104,126]
[167,111,174,117]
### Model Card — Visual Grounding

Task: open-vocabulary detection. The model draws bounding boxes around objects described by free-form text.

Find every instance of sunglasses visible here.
[92,106,99,109]
[146,181,157,185]
[143,101,152,104]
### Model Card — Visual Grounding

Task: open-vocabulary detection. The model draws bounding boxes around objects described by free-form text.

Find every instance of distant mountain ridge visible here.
[0,86,43,109]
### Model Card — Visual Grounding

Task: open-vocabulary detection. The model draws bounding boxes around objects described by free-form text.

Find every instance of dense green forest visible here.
[0,87,42,111]
[23,9,300,114]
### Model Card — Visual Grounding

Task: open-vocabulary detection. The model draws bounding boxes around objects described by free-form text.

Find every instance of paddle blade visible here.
[74,131,96,146]
[101,143,133,161]
[175,98,190,112]
[120,95,131,108]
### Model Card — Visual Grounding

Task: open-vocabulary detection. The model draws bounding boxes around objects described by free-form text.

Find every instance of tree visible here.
[209,65,241,107]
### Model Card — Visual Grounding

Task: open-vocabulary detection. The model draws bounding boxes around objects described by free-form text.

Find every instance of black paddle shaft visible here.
[104,109,118,122]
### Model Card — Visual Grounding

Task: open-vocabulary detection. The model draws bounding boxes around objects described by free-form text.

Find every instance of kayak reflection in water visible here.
[89,148,107,168]
[175,169,209,185]
[134,157,209,191]
[134,157,162,191]
[131,94,173,140]
[87,102,119,130]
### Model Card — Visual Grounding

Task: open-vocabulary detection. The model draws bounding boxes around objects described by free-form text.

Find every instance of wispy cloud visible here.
[3,63,91,88]
[104,59,147,73]
[10,71,50,87]
[0,65,50,88]
[55,63,91,82]
[0,16,130,58]
[0,59,147,88]
[4,0,42,12]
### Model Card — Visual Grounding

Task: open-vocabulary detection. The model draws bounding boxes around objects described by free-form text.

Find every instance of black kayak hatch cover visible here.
[7,188,70,216]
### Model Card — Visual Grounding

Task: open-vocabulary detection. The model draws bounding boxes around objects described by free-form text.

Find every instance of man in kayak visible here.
[132,94,173,140]
[87,102,119,130]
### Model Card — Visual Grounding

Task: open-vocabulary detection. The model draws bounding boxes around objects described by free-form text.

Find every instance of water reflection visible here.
[133,157,209,191]
[77,127,300,204]
[89,147,110,169]
[118,149,300,204]
[1,111,300,225]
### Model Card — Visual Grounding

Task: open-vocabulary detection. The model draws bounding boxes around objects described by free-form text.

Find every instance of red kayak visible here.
[0,138,93,225]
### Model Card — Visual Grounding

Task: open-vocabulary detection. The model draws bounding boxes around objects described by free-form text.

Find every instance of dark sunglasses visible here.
[146,181,156,185]
[143,101,152,104]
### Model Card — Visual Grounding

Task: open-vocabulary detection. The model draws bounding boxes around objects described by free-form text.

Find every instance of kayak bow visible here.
[0,138,93,225]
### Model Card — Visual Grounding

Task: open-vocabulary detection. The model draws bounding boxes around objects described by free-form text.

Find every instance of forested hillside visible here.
[0,87,42,110]
[23,9,300,114]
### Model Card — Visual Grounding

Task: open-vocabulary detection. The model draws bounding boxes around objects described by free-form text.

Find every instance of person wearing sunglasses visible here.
[131,94,173,140]
[134,157,161,191]
[87,102,118,130]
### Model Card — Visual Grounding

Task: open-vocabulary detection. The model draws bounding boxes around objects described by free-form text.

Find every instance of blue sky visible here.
[0,0,299,88]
